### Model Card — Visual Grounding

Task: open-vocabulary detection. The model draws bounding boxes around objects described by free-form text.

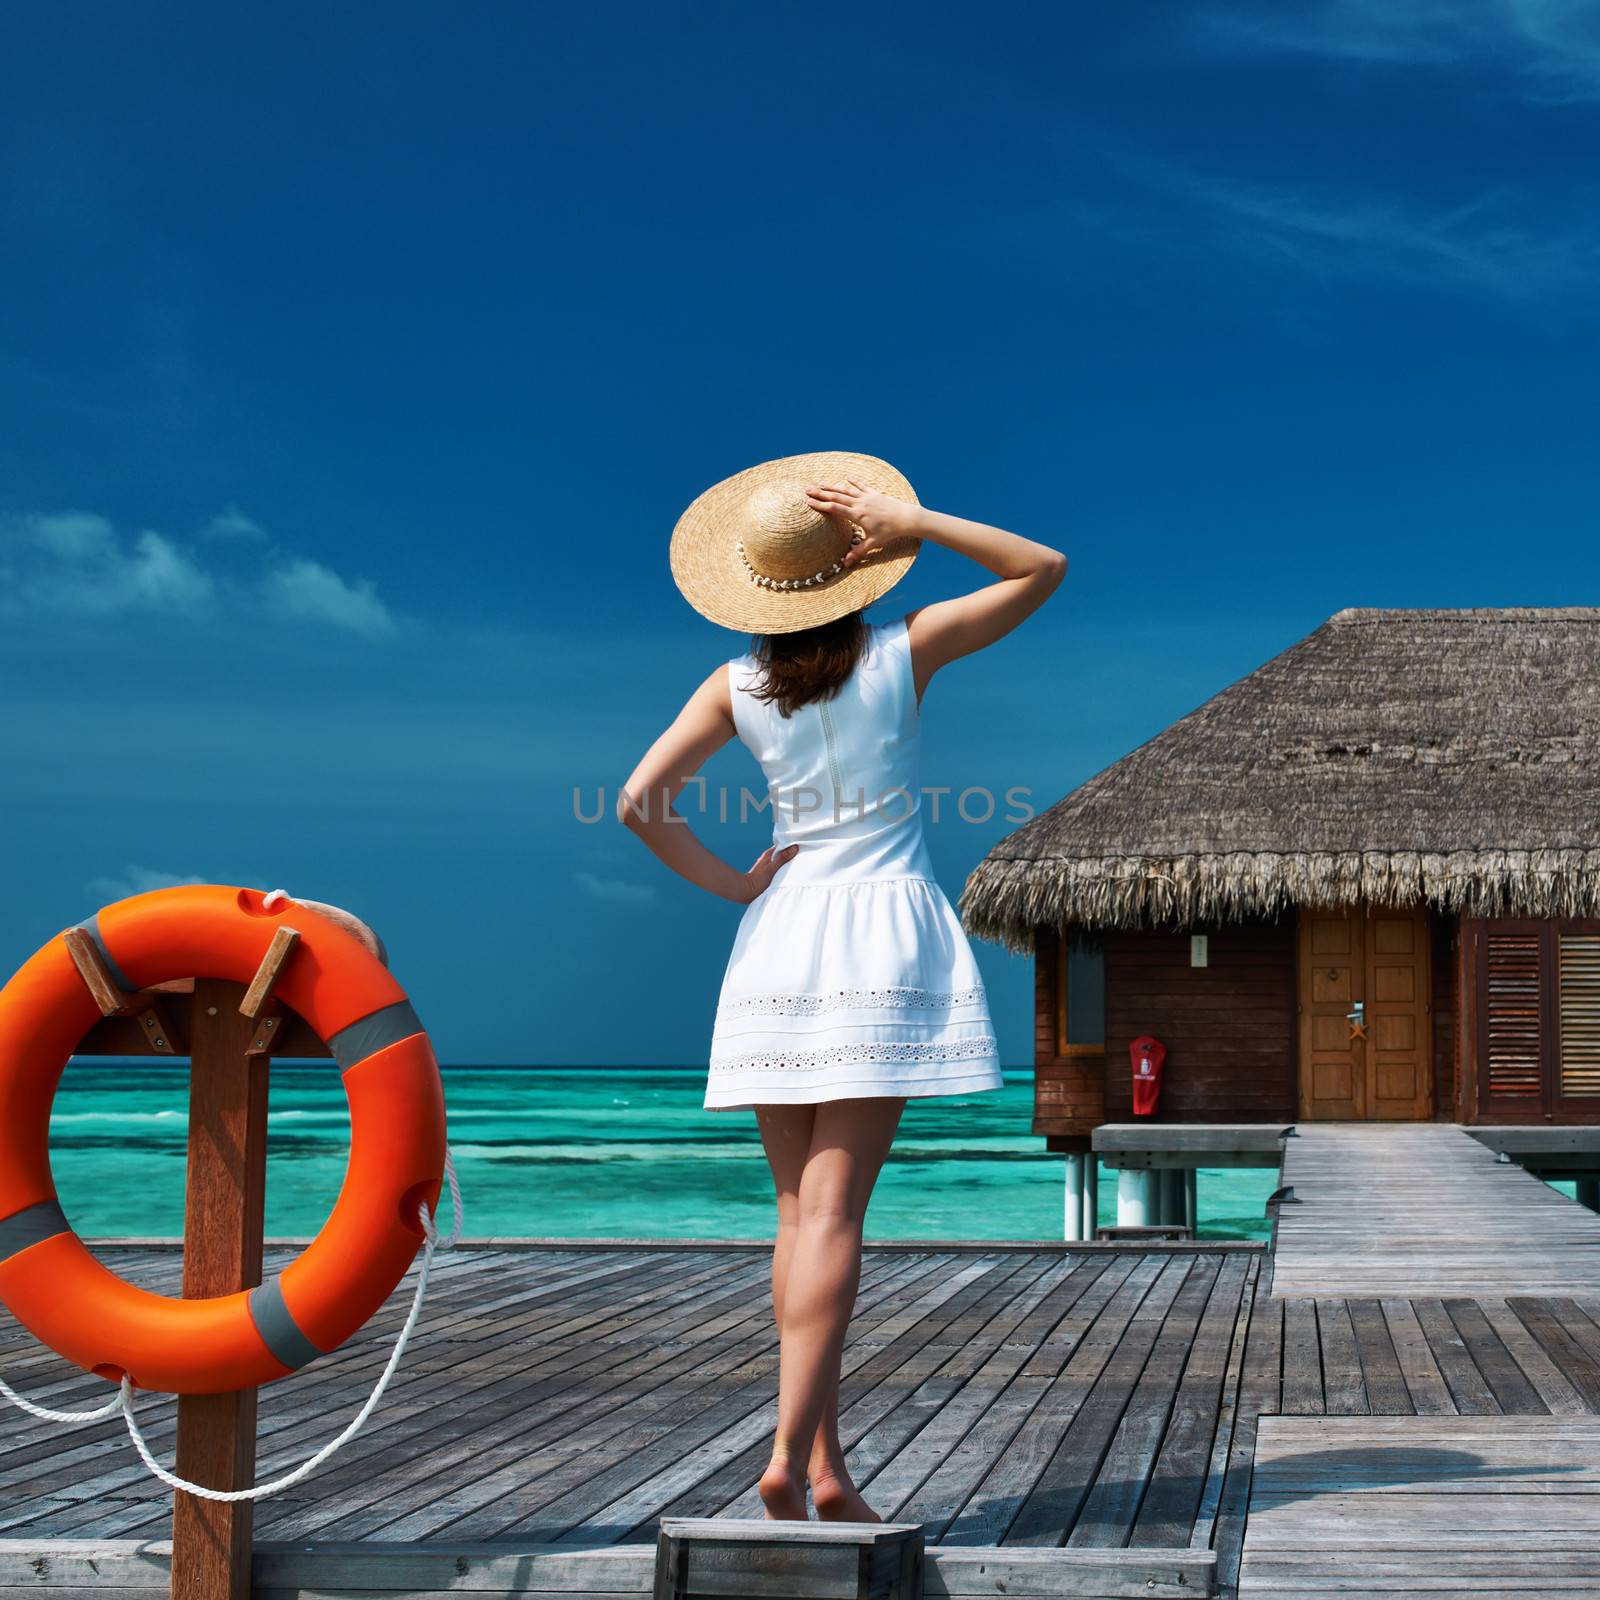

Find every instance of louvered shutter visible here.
[1482,931,1543,1100]
[1558,934,1600,1099]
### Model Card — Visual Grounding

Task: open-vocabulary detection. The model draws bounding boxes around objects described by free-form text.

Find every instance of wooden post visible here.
[1081,1155,1100,1241]
[170,978,271,1600]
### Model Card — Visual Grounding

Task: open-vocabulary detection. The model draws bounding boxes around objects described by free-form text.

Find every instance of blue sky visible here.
[3,0,1598,1065]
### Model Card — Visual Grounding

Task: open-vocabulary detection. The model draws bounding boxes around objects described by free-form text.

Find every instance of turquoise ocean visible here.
[52,1065,1279,1241]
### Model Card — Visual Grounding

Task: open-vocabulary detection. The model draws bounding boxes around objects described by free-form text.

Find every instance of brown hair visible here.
[749,611,868,717]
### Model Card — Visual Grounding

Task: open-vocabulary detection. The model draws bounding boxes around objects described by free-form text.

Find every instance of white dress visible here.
[705,615,1003,1110]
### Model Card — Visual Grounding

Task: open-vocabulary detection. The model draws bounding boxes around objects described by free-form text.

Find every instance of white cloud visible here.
[85,865,208,904]
[1186,178,1600,299]
[1197,0,1600,102]
[0,510,396,636]
[202,506,267,541]
[573,871,657,905]
[0,512,215,617]
[263,557,394,636]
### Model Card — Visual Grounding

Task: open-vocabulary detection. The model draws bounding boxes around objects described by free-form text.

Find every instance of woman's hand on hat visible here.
[742,843,800,902]
[806,478,918,566]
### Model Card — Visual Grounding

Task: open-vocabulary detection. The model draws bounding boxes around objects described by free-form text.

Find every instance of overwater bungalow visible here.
[962,608,1600,1226]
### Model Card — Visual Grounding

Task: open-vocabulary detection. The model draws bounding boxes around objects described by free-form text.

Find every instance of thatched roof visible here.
[962,608,1600,951]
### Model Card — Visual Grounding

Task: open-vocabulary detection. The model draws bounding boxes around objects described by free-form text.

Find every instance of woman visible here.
[620,451,1064,1521]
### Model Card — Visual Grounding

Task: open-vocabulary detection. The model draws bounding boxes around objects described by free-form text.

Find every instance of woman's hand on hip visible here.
[742,844,799,902]
[806,478,920,566]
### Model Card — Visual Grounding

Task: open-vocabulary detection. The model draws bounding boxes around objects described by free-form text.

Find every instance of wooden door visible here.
[1298,905,1431,1120]
[1299,907,1364,1119]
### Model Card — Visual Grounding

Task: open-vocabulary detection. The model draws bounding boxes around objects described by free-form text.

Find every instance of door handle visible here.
[1345,1001,1365,1024]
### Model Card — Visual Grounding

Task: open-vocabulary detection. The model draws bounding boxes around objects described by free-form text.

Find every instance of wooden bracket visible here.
[245,1006,285,1059]
[240,927,300,1021]
[130,997,179,1055]
[63,926,128,1016]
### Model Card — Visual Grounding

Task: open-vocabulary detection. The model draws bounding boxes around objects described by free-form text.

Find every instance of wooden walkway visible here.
[0,1243,1254,1591]
[1240,1415,1600,1597]
[10,1139,1600,1596]
[1273,1123,1600,1299]
[1240,1124,1600,1597]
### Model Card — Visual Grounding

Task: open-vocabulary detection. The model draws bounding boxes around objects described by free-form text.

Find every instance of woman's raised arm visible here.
[805,479,1065,700]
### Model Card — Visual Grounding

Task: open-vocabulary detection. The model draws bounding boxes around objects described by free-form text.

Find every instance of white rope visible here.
[1,1148,460,1504]
[0,1375,125,1423]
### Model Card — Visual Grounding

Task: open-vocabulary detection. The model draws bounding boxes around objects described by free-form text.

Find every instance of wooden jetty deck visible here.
[1239,1415,1600,1597]
[9,1130,1600,1596]
[1,1242,1248,1597]
[1273,1123,1600,1299]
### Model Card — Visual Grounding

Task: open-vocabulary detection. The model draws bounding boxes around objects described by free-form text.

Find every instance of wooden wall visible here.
[1035,910,1464,1135]
[1102,919,1298,1123]
[1034,918,1298,1136]
[1431,910,1458,1122]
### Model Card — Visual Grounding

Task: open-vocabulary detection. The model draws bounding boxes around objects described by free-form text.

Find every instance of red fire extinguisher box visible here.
[1130,1034,1166,1116]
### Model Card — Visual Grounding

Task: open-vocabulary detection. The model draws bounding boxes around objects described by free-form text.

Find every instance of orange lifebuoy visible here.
[0,885,446,1395]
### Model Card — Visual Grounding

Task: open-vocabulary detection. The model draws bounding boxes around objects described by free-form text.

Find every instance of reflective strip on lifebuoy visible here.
[0,884,447,1395]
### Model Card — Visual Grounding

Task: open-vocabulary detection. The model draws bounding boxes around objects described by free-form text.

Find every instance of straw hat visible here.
[670,451,920,634]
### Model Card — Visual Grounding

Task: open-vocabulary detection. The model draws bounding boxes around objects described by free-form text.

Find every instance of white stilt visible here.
[1063,1153,1085,1241]
[1082,1157,1100,1241]
[1577,1176,1600,1214]
[1117,1169,1155,1228]
[1185,1169,1199,1234]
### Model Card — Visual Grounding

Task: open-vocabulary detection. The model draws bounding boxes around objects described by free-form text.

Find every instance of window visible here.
[1055,939,1105,1054]
[1476,920,1600,1112]
[1559,934,1600,1099]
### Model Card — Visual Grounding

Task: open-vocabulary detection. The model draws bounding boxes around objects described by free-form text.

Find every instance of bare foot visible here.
[810,1466,881,1523]
[758,1457,809,1520]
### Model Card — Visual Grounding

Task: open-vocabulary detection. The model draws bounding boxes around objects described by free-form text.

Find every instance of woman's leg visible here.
[756,1104,815,1330]
[757,1105,870,1514]
[758,1097,905,1521]
[755,1104,817,1519]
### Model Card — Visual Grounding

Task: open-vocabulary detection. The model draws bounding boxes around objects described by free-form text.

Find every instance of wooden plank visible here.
[1377,1300,1456,1417]
[854,1257,1083,1526]
[1211,1260,1281,1595]
[62,927,127,1014]
[4,1247,742,1532]
[933,1256,1154,1547]
[1441,1299,1546,1415]
[1183,1252,1258,1552]
[1067,1256,1222,1545]
[1005,1256,1195,1544]
[1346,1299,1412,1415]
[1277,1301,1322,1415]
[1127,1253,1250,1546]
[528,1256,1026,1541]
[238,927,301,1021]
[1093,1125,1292,1151]
[1411,1299,1501,1416]
[640,1255,1040,1533]
[1474,1297,1588,1416]
[1504,1297,1600,1410]
[307,1251,939,1543]
[1313,1302,1367,1416]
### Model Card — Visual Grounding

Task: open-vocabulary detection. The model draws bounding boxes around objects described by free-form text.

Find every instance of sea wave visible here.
[444,1141,760,1163]
[51,1110,186,1124]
